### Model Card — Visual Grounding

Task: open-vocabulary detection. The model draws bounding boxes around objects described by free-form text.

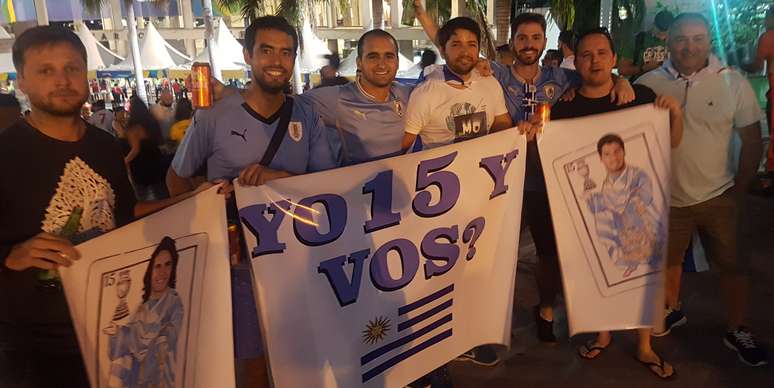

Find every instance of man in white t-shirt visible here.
[402,17,512,151]
[636,13,767,367]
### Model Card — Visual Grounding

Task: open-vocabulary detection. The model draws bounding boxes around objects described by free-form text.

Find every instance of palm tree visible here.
[82,0,170,104]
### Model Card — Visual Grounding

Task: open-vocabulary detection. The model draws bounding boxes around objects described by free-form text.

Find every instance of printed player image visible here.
[572,134,664,278]
[87,234,207,388]
[556,129,668,296]
[102,237,184,388]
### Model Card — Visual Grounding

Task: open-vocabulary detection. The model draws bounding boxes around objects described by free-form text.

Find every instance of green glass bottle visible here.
[37,207,82,287]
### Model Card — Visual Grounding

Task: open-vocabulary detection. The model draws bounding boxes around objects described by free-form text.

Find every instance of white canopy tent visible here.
[176,42,246,71]
[0,25,11,39]
[337,48,415,76]
[189,19,246,68]
[74,22,124,71]
[298,20,331,73]
[0,52,14,74]
[109,22,190,71]
[397,45,444,79]
[173,19,247,78]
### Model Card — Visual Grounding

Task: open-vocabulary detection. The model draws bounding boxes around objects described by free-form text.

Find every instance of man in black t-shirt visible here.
[520,28,683,380]
[0,26,210,388]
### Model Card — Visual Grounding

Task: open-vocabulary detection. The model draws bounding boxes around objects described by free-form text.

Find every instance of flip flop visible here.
[577,340,609,360]
[636,356,676,380]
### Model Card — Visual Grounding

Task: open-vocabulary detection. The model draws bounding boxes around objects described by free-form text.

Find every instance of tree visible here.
[82,0,170,104]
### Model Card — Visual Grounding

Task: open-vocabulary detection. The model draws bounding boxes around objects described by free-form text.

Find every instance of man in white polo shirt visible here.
[637,13,767,367]
[401,17,512,151]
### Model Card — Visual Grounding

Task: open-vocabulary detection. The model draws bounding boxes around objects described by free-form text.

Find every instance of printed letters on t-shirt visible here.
[453,111,487,143]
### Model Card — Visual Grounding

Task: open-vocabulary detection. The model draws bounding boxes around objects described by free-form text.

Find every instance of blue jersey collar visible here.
[443,65,471,85]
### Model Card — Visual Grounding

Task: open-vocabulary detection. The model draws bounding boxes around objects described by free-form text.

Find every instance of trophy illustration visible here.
[573,159,597,191]
[112,270,132,321]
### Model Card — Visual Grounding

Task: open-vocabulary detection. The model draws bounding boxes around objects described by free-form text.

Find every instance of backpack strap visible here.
[259,97,294,167]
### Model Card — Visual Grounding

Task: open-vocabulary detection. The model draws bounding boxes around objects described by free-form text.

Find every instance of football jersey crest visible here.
[289,121,303,142]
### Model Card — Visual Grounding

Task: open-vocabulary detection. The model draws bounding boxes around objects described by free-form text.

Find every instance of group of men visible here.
[0,4,768,388]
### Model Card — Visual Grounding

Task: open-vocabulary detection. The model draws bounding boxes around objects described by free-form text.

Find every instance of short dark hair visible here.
[12,25,87,74]
[597,134,625,155]
[511,13,547,40]
[0,93,20,108]
[669,12,710,36]
[92,100,105,111]
[496,44,510,54]
[437,17,480,48]
[174,98,193,121]
[544,49,562,61]
[244,15,298,57]
[558,30,576,51]
[653,10,675,31]
[577,27,616,54]
[142,236,179,303]
[357,29,398,59]
[420,49,438,69]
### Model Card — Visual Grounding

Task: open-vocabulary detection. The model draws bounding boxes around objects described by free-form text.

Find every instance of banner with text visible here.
[60,187,235,388]
[236,129,526,387]
[540,105,670,335]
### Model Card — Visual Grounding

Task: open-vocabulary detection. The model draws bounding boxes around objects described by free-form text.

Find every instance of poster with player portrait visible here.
[540,104,670,335]
[59,187,234,388]
[556,130,667,297]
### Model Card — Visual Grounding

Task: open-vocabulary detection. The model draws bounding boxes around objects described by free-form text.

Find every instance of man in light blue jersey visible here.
[414,4,635,344]
[166,16,336,388]
[300,29,413,165]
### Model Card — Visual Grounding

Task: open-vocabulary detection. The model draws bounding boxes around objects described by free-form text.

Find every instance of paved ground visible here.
[449,192,774,387]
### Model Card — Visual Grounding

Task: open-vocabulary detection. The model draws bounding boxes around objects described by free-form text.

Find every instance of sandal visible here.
[636,356,676,380]
[577,340,609,360]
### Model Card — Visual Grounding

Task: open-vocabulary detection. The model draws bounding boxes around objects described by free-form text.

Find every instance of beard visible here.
[515,48,541,65]
[255,76,288,95]
[253,67,290,95]
[447,56,476,77]
[30,92,87,117]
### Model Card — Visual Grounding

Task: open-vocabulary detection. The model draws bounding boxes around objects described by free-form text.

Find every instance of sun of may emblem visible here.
[362,316,392,345]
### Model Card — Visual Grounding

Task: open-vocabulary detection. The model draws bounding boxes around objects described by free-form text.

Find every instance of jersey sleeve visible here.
[305,105,339,172]
[171,109,213,178]
[403,84,432,135]
[299,87,338,128]
[490,61,510,87]
[490,79,509,116]
[731,72,763,128]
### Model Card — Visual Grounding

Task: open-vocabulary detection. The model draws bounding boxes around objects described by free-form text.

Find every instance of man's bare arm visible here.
[166,167,195,197]
[736,122,763,192]
[491,113,513,132]
[413,0,440,47]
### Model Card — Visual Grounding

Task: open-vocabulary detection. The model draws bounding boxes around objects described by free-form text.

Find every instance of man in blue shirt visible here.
[166,16,336,388]
[300,29,412,165]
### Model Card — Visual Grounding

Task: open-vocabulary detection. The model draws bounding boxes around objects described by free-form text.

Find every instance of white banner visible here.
[236,129,526,387]
[60,187,235,388]
[539,105,670,335]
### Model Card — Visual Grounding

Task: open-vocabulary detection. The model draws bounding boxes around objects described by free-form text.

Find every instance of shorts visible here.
[667,188,747,275]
